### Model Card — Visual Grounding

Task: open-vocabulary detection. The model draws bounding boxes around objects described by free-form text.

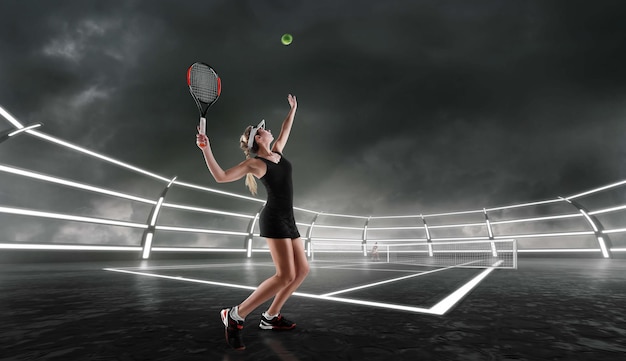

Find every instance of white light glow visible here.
[8,123,42,137]
[142,233,153,259]
[154,225,247,236]
[104,258,499,316]
[310,237,363,242]
[367,226,424,231]
[428,223,486,229]
[0,243,141,251]
[0,206,148,229]
[589,205,626,215]
[150,197,164,226]
[29,130,170,182]
[597,237,609,258]
[579,210,599,232]
[486,198,563,212]
[162,203,254,219]
[151,247,246,253]
[517,248,600,253]
[494,231,594,239]
[490,213,582,225]
[247,238,252,258]
[312,224,364,230]
[103,268,439,314]
[0,164,155,204]
[321,266,452,296]
[429,261,501,315]
[317,213,369,219]
[486,220,494,238]
[567,179,626,200]
[0,106,23,127]
[172,180,263,203]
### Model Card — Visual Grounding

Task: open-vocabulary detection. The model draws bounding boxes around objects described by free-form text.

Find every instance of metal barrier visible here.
[1,105,625,259]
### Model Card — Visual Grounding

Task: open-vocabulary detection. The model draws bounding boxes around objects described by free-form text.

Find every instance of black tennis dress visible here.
[256,152,301,239]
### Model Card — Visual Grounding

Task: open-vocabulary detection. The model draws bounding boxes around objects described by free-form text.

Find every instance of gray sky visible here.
[1,0,625,224]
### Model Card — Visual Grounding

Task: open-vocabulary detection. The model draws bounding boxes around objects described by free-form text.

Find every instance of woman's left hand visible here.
[288,94,297,109]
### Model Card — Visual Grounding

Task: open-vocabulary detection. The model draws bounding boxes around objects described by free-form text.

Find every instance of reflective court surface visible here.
[1,256,625,361]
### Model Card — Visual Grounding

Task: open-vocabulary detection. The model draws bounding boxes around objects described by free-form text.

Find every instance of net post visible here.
[421,215,433,257]
[386,244,390,263]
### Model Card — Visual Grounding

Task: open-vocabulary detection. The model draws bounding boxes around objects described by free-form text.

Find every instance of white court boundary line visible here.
[104,261,501,315]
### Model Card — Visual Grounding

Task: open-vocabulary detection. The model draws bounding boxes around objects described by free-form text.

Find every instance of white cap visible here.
[247,119,265,151]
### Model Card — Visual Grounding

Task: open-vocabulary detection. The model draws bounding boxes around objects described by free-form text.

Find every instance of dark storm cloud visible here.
[1,0,625,224]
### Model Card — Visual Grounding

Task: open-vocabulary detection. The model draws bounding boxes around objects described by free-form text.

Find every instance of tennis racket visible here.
[187,62,221,147]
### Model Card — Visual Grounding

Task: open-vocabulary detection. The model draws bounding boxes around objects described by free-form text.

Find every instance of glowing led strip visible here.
[162,203,255,219]
[367,226,424,231]
[589,205,626,215]
[8,123,42,137]
[566,179,626,200]
[172,180,263,203]
[29,130,170,182]
[518,248,600,253]
[428,222,486,229]
[0,164,155,204]
[491,213,582,225]
[310,237,363,242]
[495,231,593,239]
[317,212,368,219]
[0,244,141,251]
[0,106,23,127]
[0,206,148,228]
[155,225,248,236]
[151,247,246,252]
[312,224,364,230]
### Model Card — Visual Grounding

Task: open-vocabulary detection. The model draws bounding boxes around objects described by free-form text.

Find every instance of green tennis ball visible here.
[281,33,293,45]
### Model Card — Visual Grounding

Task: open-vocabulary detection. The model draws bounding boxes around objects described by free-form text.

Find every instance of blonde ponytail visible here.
[245,173,258,196]
[240,125,258,196]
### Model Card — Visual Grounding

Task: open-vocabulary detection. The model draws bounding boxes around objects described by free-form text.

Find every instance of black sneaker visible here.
[259,313,296,330]
[220,308,245,350]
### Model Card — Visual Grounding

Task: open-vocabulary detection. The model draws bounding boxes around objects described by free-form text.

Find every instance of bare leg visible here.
[237,238,300,318]
[267,238,309,315]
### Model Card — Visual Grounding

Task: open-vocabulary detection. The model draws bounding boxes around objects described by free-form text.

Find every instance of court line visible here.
[104,261,501,315]
[320,265,454,297]
[429,260,502,314]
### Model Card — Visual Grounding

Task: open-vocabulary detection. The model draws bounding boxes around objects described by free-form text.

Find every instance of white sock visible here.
[230,306,245,322]
[263,311,278,319]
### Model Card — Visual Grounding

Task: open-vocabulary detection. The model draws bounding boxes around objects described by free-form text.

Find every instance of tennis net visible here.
[384,239,517,269]
[309,239,517,269]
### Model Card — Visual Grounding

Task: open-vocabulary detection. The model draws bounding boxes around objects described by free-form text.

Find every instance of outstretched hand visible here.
[288,94,297,109]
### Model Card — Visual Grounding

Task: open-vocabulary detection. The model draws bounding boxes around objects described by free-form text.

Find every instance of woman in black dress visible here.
[196,94,308,350]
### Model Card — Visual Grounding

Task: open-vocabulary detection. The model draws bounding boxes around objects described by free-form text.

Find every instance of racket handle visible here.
[199,117,206,135]
[198,117,207,147]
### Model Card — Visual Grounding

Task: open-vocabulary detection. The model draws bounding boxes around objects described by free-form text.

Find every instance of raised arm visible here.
[196,130,260,183]
[271,94,297,154]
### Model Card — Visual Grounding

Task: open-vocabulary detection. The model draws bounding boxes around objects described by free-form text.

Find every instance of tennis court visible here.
[2,254,625,360]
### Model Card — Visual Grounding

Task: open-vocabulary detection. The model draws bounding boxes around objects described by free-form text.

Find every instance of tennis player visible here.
[196,94,308,350]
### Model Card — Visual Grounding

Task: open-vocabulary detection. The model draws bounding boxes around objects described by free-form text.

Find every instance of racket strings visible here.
[189,66,219,103]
